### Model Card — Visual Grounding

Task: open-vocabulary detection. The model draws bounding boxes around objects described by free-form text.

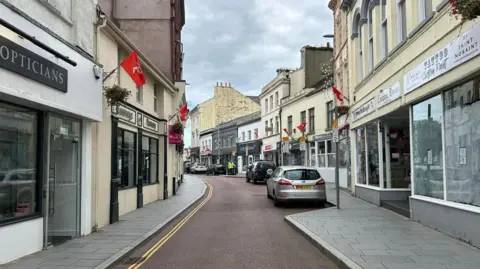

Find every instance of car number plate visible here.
[296,185,312,190]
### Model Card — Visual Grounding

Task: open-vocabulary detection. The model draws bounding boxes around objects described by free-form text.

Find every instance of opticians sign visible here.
[0,35,68,92]
[404,23,480,94]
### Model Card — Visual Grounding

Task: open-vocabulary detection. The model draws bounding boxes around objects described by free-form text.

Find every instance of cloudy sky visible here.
[183,0,333,146]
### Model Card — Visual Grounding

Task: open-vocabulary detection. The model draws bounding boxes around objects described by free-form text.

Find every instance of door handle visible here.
[49,162,56,216]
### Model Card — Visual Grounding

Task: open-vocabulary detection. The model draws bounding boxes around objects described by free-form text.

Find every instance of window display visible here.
[356,128,367,184]
[444,76,480,207]
[412,95,443,199]
[118,129,136,188]
[0,102,38,221]
[141,136,159,184]
[366,123,379,186]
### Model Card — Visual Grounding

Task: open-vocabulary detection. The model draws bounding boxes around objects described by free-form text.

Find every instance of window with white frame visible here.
[270,95,273,111]
[153,84,158,112]
[327,101,335,129]
[254,128,258,139]
[248,130,251,140]
[380,0,388,59]
[397,0,407,44]
[355,122,380,187]
[418,0,432,22]
[308,108,315,133]
[270,118,273,135]
[287,116,292,133]
[136,86,143,103]
[316,139,347,168]
[265,120,268,135]
[242,132,245,142]
[275,92,279,107]
[357,19,364,81]
[264,99,268,114]
[368,8,374,72]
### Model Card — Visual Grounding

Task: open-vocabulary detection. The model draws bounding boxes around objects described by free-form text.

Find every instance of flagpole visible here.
[103,66,119,83]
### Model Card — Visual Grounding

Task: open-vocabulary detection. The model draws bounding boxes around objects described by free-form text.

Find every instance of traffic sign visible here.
[332,119,338,129]
[283,136,289,142]
[299,136,305,143]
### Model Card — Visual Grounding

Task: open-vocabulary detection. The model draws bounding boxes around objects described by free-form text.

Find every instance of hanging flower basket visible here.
[104,85,131,106]
[450,0,480,22]
[171,121,184,134]
[336,105,350,116]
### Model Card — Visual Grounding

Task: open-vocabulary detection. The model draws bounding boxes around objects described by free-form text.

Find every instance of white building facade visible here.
[0,0,102,263]
[237,116,262,173]
[260,70,290,166]
[199,132,212,165]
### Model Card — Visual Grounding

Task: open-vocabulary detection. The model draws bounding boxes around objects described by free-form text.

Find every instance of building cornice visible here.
[260,76,290,97]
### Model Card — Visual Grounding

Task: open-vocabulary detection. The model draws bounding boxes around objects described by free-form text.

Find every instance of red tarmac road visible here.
[114,175,339,269]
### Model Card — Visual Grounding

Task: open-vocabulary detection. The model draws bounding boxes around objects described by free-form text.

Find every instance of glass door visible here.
[44,115,81,247]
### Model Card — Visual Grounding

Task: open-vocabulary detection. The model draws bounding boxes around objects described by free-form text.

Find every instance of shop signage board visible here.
[377,82,401,108]
[168,125,182,144]
[404,23,480,94]
[283,136,289,142]
[112,104,136,124]
[353,98,376,121]
[0,35,69,92]
[332,129,339,143]
[112,103,161,133]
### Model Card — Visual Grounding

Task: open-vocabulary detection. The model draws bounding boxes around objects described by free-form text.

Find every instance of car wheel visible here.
[253,177,257,184]
[267,186,272,199]
[318,200,326,207]
[273,190,280,207]
[246,175,250,182]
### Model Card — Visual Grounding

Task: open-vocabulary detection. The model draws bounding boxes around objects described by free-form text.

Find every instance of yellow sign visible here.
[299,136,305,143]
[332,119,338,129]
[232,148,236,153]
[283,136,289,142]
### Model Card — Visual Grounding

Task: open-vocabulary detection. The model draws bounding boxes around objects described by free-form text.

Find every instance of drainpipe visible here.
[92,9,108,229]
[279,107,283,166]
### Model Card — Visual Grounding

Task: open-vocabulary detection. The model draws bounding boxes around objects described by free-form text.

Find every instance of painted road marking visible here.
[128,181,213,269]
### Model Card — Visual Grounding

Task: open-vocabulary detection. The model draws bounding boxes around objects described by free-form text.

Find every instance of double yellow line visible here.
[128,182,213,269]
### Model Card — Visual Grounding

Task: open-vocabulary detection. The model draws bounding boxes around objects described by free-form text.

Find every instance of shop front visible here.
[189,147,200,164]
[313,133,349,188]
[237,140,262,173]
[110,103,164,219]
[262,140,279,165]
[0,7,103,264]
[282,140,305,166]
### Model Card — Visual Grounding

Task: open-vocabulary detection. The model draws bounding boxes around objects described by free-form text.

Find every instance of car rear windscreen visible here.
[283,169,321,180]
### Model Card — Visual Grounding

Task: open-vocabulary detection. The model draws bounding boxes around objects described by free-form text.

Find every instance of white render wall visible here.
[238,120,262,143]
[200,133,212,154]
[190,110,201,148]
[3,0,97,55]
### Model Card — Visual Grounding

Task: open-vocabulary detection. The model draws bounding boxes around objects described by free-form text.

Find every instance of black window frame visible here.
[141,135,159,185]
[300,110,306,124]
[287,115,293,133]
[117,128,137,189]
[0,101,43,227]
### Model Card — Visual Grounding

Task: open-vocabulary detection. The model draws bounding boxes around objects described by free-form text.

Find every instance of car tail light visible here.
[0,184,9,189]
[278,178,292,185]
[316,179,325,185]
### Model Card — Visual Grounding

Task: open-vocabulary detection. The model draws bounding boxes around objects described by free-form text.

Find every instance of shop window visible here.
[356,128,367,184]
[118,129,136,188]
[310,142,316,166]
[444,77,480,207]
[327,140,336,167]
[317,141,326,167]
[0,103,39,222]
[366,123,379,186]
[412,95,443,199]
[141,136,159,184]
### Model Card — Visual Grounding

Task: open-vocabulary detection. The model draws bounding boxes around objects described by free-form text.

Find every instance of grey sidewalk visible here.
[1,175,206,269]
[285,184,480,269]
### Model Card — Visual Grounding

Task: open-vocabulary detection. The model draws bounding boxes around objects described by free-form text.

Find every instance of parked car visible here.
[246,161,276,184]
[184,162,192,173]
[192,163,207,174]
[0,168,37,216]
[266,166,326,207]
[206,164,226,175]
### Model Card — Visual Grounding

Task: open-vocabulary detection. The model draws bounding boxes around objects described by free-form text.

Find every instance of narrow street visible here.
[113,175,339,269]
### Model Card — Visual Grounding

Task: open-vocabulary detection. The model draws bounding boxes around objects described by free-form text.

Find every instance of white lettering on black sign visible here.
[0,35,68,92]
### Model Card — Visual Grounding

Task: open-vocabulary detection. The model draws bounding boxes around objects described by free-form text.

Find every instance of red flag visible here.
[283,128,289,135]
[120,50,146,87]
[179,104,188,121]
[332,86,343,103]
[297,122,307,133]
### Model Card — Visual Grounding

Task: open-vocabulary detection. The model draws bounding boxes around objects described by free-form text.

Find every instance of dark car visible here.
[206,164,226,175]
[246,161,276,184]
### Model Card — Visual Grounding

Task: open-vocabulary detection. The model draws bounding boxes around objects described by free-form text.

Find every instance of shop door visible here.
[44,115,81,247]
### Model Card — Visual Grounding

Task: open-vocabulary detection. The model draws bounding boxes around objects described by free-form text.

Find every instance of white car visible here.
[192,164,207,174]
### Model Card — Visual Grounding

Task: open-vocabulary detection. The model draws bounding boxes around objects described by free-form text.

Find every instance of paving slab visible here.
[1,175,206,269]
[285,183,480,269]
